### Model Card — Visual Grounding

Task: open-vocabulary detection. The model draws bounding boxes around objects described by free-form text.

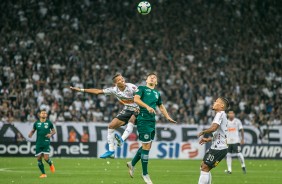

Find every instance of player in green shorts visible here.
[126,73,176,184]
[28,109,56,178]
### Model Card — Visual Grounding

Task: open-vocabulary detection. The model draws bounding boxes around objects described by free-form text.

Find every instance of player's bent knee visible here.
[142,143,151,150]
[201,163,211,172]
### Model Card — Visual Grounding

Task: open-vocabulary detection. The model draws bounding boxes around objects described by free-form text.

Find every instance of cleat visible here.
[224,170,232,174]
[242,167,246,174]
[127,161,135,178]
[99,151,115,159]
[39,174,47,178]
[142,174,153,184]
[50,164,55,173]
[115,133,124,147]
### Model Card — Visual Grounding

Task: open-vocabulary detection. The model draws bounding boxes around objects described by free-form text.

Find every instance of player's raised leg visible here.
[44,154,55,173]
[100,118,125,158]
[116,115,136,147]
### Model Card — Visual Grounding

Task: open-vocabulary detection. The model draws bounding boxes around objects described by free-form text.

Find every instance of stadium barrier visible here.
[1,122,282,159]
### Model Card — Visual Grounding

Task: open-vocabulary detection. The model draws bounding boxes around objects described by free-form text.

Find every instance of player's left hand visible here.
[167,117,177,124]
[199,137,211,145]
[46,134,52,138]
[240,139,244,145]
[198,131,205,137]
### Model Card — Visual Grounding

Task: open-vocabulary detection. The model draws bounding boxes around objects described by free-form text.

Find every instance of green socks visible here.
[141,149,149,175]
[38,160,45,174]
[45,159,53,166]
[132,146,142,166]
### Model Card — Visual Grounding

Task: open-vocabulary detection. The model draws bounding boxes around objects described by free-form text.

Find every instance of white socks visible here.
[226,153,232,172]
[227,152,246,171]
[107,129,115,152]
[238,152,246,167]
[122,122,134,140]
[198,171,211,184]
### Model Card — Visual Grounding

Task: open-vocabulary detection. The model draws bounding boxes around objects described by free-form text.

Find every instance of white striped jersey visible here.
[211,111,228,150]
[227,118,243,144]
[103,83,139,111]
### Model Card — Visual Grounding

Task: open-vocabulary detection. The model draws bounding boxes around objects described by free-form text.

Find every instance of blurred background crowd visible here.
[0,0,281,127]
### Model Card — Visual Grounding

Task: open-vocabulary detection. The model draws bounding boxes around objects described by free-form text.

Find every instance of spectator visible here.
[0,0,280,126]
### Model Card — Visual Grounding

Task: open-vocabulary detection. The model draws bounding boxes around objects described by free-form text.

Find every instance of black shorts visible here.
[115,109,138,125]
[228,143,241,153]
[203,148,228,168]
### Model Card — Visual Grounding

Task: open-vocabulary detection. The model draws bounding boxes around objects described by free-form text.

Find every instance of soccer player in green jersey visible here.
[126,73,176,184]
[28,109,56,178]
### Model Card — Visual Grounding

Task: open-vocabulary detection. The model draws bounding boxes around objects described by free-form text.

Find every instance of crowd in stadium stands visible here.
[0,0,281,127]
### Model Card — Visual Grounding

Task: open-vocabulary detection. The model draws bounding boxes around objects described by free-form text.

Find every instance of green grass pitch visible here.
[1,158,281,184]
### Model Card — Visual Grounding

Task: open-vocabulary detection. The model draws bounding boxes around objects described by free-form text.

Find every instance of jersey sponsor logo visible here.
[228,127,237,132]
[119,99,134,104]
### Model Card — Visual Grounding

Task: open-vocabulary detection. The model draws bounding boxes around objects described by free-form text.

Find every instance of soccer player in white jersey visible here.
[225,110,246,174]
[70,73,138,158]
[197,97,229,184]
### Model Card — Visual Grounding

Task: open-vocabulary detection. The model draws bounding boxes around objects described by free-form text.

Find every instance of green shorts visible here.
[137,119,156,143]
[138,130,155,143]
[35,144,51,156]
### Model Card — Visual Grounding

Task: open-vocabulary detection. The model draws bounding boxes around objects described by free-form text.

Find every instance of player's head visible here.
[212,97,229,111]
[112,73,125,86]
[39,109,48,120]
[146,72,158,86]
[228,110,235,120]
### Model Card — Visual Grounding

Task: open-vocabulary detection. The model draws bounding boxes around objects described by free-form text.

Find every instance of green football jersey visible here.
[135,86,162,122]
[33,120,54,146]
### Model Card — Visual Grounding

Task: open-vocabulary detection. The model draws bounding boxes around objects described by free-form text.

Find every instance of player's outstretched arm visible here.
[69,86,104,95]
[158,104,177,124]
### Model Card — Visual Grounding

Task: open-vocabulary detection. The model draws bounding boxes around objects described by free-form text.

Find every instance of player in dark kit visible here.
[28,109,56,178]
[126,73,176,184]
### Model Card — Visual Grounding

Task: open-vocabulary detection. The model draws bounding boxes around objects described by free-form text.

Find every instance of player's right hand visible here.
[70,86,80,91]
[146,107,156,114]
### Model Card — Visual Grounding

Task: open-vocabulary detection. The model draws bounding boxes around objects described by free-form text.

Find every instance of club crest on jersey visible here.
[44,123,48,129]
[153,91,158,99]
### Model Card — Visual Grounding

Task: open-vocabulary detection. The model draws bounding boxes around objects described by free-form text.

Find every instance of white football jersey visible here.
[103,83,139,111]
[211,111,228,150]
[227,118,243,144]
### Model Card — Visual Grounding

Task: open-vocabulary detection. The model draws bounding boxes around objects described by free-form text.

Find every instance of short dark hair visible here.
[219,97,230,110]
[40,109,47,113]
[146,72,157,78]
[112,73,122,82]
[228,109,234,113]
